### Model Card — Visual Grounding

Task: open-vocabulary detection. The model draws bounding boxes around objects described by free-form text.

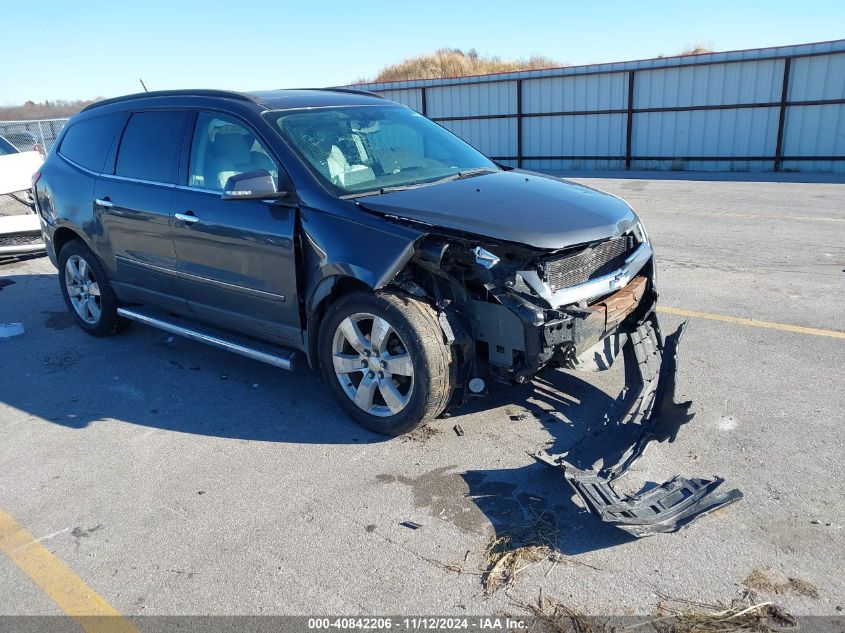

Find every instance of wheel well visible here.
[52,227,83,258]
[306,276,373,369]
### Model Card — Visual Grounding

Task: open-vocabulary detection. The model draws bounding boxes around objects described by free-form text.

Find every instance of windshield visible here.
[269,105,496,196]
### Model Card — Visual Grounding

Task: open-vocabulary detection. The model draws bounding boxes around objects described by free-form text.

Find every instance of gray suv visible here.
[34,88,740,534]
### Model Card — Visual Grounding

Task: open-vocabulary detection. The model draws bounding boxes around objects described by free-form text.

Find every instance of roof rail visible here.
[313,87,385,99]
[82,89,259,112]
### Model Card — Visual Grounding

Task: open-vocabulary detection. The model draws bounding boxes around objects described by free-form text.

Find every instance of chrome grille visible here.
[544,235,636,290]
[0,191,34,217]
[0,234,42,247]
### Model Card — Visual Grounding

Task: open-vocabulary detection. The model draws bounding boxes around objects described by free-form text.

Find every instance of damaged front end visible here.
[383,221,742,536]
[534,317,743,537]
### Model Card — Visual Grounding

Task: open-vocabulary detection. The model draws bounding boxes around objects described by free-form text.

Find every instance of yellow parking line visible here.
[0,510,138,633]
[657,306,845,339]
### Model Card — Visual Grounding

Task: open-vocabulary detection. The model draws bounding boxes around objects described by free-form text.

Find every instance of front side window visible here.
[269,105,496,196]
[115,111,188,183]
[58,114,125,172]
[188,113,277,192]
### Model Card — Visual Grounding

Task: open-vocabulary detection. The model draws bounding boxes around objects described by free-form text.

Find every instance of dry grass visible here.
[358,48,564,83]
[482,535,566,594]
[0,99,99,121]
[647,598,797,633]
[743,569,819,599]
[520,592,797,633]
[527,592,596,633]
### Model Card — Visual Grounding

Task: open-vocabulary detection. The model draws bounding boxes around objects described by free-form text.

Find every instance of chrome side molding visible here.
[116,307,296,371]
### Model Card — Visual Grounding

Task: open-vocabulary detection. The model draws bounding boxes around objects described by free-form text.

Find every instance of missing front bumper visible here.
[534,316,743,537]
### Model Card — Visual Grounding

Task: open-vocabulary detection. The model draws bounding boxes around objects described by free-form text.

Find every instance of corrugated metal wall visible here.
[352,40,845,173]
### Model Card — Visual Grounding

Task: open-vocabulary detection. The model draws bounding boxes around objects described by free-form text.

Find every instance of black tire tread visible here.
[317,290,456,435]
[378,291,455,425]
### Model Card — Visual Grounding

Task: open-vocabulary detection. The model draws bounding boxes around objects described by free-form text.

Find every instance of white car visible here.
[0,134,44,257]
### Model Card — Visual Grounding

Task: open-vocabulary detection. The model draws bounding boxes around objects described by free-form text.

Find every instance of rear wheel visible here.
[318,291,455,435]
[58,239,129,336]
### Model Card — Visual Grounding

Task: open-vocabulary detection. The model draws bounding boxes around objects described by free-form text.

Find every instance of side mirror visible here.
[221,170,290,201]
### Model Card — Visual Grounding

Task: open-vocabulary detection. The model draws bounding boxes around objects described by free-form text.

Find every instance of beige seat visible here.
[206,132,276,190]
[327,145,375,188]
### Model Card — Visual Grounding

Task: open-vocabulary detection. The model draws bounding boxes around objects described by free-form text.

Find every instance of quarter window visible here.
[188,113,277,191]
[115,111,188,183]
[58,114,125,172]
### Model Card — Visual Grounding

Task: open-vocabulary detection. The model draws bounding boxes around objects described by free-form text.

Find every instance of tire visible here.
[58,239,129,337]
[318,291,455,436]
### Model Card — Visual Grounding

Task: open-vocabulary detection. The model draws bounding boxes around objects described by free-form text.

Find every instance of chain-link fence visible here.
[0,118,70,156]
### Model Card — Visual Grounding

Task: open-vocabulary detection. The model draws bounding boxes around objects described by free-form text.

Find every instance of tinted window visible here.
[188,113,277,191]
[115,111,188,183]
[58,114,124,172]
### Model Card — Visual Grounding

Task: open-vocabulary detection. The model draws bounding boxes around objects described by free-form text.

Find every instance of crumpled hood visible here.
[358,170,638,250]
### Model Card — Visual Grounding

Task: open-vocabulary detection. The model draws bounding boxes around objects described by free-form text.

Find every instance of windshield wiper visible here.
[342,182,431,199]
[455,167,497,179]
[341,167,497,199]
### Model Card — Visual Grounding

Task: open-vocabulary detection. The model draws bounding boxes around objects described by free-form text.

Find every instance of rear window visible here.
[58,114,124,172]
[115,111,188,183]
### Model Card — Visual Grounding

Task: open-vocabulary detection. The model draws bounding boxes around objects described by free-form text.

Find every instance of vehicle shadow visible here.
[456,368,641,554]
[2,268,642,551]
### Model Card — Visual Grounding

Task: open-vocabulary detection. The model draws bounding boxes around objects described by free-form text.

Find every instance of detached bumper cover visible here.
[534,316,743,537]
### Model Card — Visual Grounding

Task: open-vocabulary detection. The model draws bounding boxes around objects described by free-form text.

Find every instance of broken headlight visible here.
[473,246,500,269]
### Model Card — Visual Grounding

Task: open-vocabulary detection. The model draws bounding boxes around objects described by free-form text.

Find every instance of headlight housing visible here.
[473,246,500,269]
[634,220,650,245]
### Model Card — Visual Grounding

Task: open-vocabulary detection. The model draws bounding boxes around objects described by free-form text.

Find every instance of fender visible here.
[300,204,424,316]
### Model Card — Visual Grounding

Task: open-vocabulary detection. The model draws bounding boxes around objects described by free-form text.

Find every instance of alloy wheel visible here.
[331,312,414,417]
[65,255,101,324]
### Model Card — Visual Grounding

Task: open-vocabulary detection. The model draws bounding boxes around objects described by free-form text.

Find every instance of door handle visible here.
[175,211,200,224]
[94,197,113,208]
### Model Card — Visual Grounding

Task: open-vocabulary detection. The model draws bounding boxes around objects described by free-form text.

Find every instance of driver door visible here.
[170,111,301,345]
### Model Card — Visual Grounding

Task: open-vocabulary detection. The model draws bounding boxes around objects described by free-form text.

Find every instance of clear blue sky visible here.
[2,0,843,104]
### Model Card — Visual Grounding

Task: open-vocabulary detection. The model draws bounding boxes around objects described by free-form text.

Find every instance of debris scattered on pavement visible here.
[509,413,528,421]
[482,535,566,594]
[402,424,441,442]
[651,597,797,632]
[453,424,465,436]
[0,322,25,338]
[399,521,421,530]
[525,592,592,633]
[534,319,742,537]
[744,568,819,599]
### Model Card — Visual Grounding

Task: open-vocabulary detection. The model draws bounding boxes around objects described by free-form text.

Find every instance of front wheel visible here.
[58,239,129,336]
[318,291,455,436]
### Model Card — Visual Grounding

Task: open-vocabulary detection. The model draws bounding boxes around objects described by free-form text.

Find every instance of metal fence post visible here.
[625,71,635,170]
[36,120,46,153]
[774,57,792,172]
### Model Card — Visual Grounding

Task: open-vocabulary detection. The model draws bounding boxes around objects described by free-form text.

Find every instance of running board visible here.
[117,307,296,371]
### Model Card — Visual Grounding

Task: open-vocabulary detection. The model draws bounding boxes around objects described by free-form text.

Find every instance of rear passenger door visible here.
[170,112,301,345]
[94,110,190,312]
